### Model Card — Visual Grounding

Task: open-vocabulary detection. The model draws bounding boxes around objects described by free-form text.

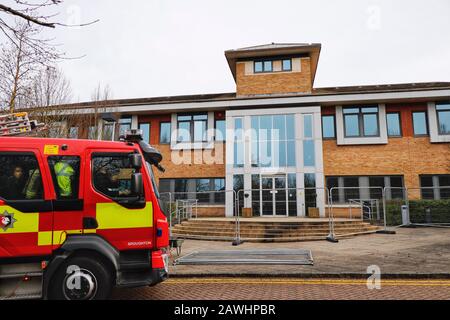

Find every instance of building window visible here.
[263,60,272,72]
[139,123,150,143]
[159,178,225,204]
[326,175,404,203]
[282,59,292,71]
[119,117,132,137]
[234,118,244,168]
[386,112,402,137]
[250,114,295,168]
[215,120,225,141]
[177,114,207,143]
[322,115,336,139]
[69,127,79,139]
[254,60,273,73]
[159,122,171,144]
[102,122,115,141]
[88,126,97,140]
[343,106,379,137]
[303,140,315,167]
[420,175,450,200]
[436,103,450,135]
[412,111,428,136]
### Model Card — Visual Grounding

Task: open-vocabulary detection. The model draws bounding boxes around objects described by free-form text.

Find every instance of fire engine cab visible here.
[0,126,169,300]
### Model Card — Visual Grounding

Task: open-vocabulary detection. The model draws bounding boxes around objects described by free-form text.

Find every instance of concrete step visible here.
[171,226,379,237]
[171,225,378,234]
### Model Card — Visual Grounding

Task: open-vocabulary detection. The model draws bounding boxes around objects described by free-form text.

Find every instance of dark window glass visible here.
[287,173,297,217]
[386,113,401,137]
[326,177,339,203]
[420,176,434,199]
[0,153,43,200]
[254,61,263,73]
[436,103,450,135]
[215,120,225,141]
[48,156,80,199]
[282,59,291,71]
[343,177,359,201]
[92,154,137,199]
[304,173,316,214]
[412,112,428,136]
[438,175,450,199]
[369,176,384,199]
[139,123,150,143]
[159,122,171,144]
[158,179,171,194]
[390,176,404,199]
[322,115,335,139]
[196,179,210,203]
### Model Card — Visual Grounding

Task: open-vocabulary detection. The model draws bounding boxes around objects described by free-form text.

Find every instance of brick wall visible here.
[323,102,450,199]
[236,58,312,96]
[138,114,226,183]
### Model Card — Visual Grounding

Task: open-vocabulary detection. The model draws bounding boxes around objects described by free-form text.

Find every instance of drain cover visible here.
[173,249,313,265]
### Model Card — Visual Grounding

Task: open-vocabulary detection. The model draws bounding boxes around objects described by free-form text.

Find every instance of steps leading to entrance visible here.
[171,219,380,242]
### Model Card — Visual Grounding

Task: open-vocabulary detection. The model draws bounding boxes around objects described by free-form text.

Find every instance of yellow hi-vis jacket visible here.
[54,162,74,197]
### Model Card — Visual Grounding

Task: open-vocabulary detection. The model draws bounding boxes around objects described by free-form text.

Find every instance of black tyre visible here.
[48,255,113,300]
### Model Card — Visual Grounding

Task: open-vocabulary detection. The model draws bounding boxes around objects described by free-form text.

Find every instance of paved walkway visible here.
[112,278,450,300]
[168,227,450,277]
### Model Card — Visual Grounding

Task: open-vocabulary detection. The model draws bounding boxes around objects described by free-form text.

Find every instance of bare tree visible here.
[87,83,113,139]
[0,21,60,112]
[0,1,98,37]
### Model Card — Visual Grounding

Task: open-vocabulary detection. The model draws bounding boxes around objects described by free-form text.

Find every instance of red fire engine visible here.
[0,117,169,300]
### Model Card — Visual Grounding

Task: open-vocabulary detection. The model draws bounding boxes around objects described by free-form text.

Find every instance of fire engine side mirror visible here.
[131,173,143,196]
[129,153,142,169]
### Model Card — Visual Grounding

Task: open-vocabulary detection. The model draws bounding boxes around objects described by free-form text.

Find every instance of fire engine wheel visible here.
[49,255,113,300]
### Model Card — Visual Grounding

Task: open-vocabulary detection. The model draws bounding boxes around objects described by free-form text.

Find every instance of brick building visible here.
[58,43,450,218]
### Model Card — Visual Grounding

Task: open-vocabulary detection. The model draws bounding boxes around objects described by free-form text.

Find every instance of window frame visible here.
[412,111,429,136]
[386,112,402,137]
[176,113,208,143]
[0,151,46,202]
[159,121,171,144]
[91,152,143,203]
[138,122,151,143]
[321,114,336,139]
[282,59,292,71]
[436,103,450,135]
[47,155,81,200]
[214,119,226,142]
[343,106,380,138]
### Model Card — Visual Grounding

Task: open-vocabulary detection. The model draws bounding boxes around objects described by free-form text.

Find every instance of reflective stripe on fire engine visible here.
[0,205,38,233]
[96,202,153,230]
[38,229,83,246]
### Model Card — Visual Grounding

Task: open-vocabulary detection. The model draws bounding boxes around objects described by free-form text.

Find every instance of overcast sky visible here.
[10,0,450,102]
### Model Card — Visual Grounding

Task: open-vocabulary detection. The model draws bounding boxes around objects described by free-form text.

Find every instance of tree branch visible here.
[0,3,55,28]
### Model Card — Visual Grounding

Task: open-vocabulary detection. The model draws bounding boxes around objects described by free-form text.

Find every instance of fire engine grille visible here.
[173,249,313,266]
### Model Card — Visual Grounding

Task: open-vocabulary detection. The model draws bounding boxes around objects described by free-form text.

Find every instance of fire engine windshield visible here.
[146,162,160,199]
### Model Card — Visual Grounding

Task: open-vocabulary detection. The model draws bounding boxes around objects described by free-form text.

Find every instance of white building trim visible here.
[428,102,450,143]
[336,104,388,145]
[55,89,450,116]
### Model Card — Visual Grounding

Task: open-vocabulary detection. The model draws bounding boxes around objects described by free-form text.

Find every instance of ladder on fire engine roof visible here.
[0,112,46,137]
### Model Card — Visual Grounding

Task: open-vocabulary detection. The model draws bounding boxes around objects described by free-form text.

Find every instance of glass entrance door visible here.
[261,175,288,216]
